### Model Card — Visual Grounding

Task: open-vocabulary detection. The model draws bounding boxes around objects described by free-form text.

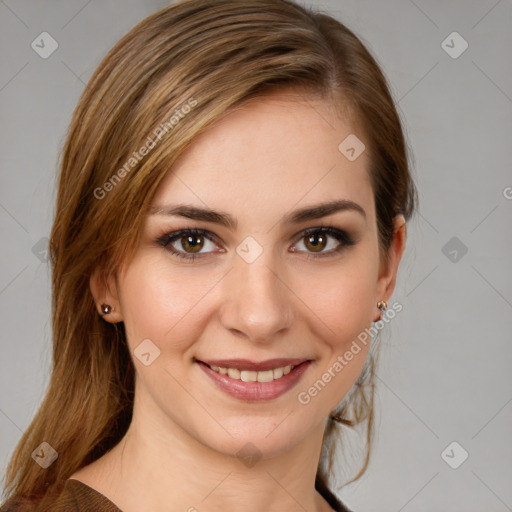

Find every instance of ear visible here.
[89,266,123,323]
[374,214,407,321]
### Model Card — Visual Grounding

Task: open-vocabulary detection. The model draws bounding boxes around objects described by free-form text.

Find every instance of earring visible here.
[375,300,387,321]
[377,300,387,312]
[100,304,113,315]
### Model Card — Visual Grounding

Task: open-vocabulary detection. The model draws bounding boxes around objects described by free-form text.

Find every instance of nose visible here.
[218,248,295,344]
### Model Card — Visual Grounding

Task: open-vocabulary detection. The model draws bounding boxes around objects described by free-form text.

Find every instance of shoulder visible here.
[0,479,121,512]
[336,500,355,512]
[331,497,355,512]
[315,479,354,512]
[321,488,354,512]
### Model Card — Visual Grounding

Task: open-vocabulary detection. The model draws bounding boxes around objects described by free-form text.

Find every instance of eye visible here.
[156,226,356,263]
[291,226,356,259]
[156,228,219,262]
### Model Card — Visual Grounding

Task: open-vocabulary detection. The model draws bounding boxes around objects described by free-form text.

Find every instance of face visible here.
[95,90,404,460]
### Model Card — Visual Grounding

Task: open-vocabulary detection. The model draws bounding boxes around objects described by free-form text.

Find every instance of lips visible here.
[197,358,309,372]
[194,358,313,402]
[195,357,313,401]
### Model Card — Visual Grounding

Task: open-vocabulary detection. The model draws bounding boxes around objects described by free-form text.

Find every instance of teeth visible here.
[273,366,284,379]
[208,364,297,382]
[241,370,257,382]
[227,368,241,379]
[257,370,273,383]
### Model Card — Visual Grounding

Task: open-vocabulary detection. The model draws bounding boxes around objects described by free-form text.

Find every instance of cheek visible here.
[118,257,207,349]
[292,254,378,348]
[290,253,376,406]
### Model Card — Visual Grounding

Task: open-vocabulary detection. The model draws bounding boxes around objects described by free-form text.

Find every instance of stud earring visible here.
[375,300,387,321]
[100,304,113,315]
[377,300,387,312]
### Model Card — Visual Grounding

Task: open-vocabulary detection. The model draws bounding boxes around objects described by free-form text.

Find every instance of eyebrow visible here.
[148,199,366,230]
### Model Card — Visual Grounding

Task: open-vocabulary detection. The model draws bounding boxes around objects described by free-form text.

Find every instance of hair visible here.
[1,0,417,507]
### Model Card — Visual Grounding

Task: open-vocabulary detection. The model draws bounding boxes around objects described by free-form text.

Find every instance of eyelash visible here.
[156,226,356,262]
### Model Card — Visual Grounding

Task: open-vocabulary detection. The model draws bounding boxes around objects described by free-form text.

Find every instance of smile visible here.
[195,358,312,401]
[207,363,295,382]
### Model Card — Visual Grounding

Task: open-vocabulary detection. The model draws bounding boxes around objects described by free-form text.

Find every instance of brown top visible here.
[0,480,120,512]
[1,478,353,511]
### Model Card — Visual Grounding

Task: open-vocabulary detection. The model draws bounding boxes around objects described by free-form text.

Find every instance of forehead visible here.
[152,91,374,227]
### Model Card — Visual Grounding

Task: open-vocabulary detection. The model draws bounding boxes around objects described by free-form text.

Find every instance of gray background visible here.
[1,1,511,511]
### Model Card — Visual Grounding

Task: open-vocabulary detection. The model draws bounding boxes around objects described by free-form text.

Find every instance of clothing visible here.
[0,480,119,512]
[1,478,353,511]
[315,479,354,512]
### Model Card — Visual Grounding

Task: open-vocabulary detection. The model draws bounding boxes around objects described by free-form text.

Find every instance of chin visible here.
[197,414,315,462]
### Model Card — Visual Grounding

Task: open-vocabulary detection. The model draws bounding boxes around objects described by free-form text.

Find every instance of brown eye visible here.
[303,232,328,252]
[156,229,218,261]
[292,227,356,258]
[179,234,204,253]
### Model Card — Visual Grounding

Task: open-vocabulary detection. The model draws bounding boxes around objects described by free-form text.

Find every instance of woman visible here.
[0,0,417,510]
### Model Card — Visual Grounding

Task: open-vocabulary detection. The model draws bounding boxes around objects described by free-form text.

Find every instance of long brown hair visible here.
[1,0,417,506]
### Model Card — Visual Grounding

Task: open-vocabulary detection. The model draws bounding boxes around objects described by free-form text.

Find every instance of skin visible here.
[71,89,406,512]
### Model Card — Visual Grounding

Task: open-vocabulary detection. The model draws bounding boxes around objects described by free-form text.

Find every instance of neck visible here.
[91,383,333,512]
